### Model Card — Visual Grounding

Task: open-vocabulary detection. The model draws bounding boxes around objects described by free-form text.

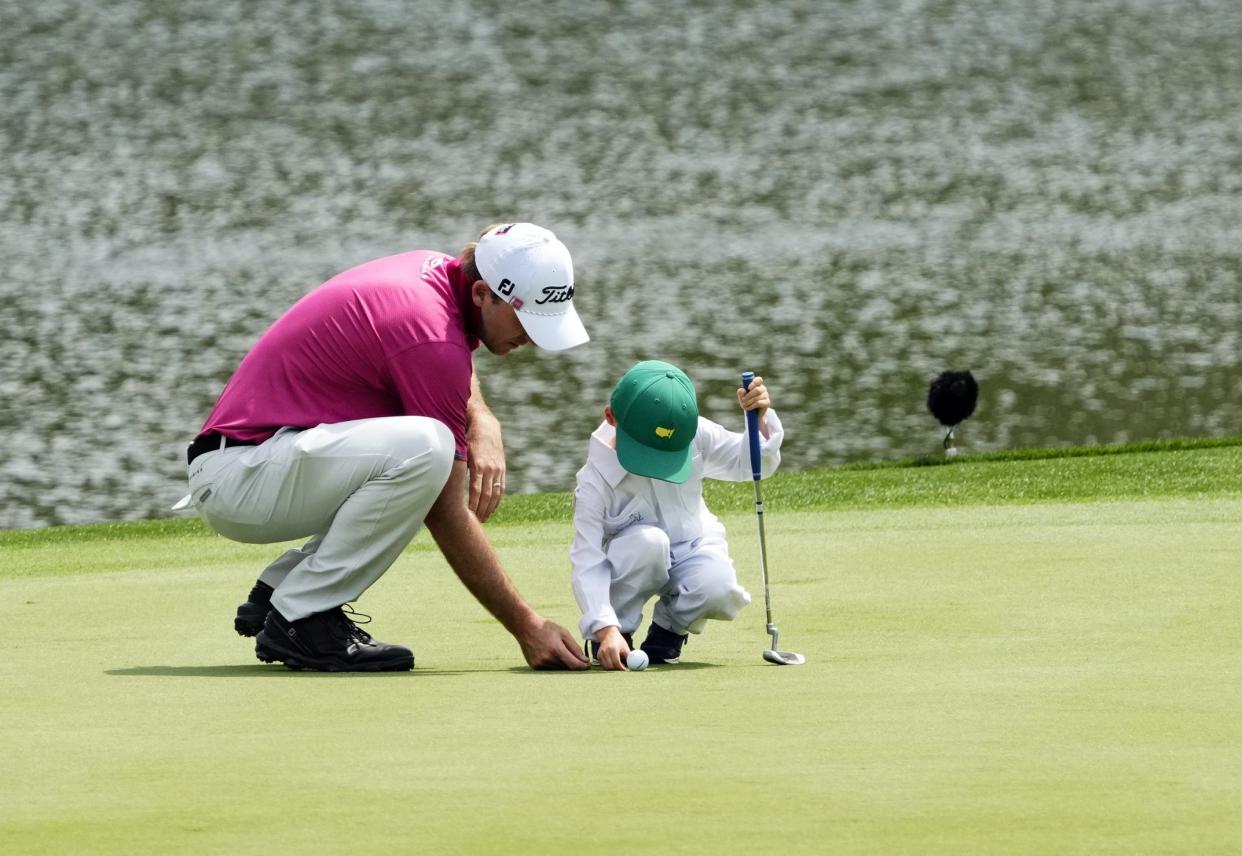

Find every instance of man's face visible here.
[472,281,531,355]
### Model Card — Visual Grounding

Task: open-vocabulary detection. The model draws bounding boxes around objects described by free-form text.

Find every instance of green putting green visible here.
[2,447,1241,853]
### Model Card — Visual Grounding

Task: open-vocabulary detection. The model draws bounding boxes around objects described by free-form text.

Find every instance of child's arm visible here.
[570,478,629,669]
[699,377,784,482]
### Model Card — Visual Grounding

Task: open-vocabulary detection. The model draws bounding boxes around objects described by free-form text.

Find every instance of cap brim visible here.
[615,427,694,484]
[516,303,590,351]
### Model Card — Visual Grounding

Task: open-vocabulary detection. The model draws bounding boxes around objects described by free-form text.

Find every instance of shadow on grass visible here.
[106,665,475,677]
[108,661,725,678]
[502,661,722,674]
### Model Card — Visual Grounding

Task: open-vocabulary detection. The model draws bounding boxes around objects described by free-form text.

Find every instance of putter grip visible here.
[742,371,761,481]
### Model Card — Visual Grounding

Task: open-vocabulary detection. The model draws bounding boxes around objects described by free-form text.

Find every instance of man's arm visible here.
[466,369,506,523]
[424,459,589,670]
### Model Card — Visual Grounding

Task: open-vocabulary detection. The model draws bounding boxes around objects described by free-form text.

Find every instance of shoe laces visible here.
[336,604,373,643]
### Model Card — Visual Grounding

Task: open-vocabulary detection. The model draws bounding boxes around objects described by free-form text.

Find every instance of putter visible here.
[742,372,806,666]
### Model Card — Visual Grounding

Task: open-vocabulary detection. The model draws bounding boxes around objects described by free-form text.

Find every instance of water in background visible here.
[2,0,1240,528]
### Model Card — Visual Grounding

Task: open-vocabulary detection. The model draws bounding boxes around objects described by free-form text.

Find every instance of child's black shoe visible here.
[641,623,688,664]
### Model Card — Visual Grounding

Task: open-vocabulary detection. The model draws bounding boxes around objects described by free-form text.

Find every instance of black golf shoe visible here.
[234,580,274,637]
[255,606,414,672]
[584,632,634,665]
[641,623,688,664]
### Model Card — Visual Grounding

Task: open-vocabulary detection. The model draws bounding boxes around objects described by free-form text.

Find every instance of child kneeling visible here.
[570,361,783,670]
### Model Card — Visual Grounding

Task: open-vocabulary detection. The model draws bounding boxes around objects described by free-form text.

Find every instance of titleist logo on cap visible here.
[536,284,574,304]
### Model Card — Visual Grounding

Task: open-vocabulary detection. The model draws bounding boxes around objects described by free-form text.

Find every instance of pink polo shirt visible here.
[198,251,482,459]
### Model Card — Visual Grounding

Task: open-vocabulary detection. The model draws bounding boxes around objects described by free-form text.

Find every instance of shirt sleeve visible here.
[570,469,621,640]
[698,409,784,482]
[386,341,473,459]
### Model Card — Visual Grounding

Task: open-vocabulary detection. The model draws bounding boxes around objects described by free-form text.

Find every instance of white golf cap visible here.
[474,223,589,351]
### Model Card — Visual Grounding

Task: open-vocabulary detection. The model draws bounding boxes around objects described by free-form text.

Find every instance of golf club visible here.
[742,371,806,666]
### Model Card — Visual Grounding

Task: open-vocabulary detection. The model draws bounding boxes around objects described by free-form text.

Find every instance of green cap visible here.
[610,360,699,483]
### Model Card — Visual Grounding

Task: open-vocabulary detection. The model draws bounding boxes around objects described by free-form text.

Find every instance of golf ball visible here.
[627,649,649,671]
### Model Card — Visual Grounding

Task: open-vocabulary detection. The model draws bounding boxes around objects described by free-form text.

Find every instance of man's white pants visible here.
[185,417,455,621]
[606,525,751,637]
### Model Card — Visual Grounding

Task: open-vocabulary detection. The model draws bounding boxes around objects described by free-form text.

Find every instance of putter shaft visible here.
[752,476,775,631]
[743,370,805,665]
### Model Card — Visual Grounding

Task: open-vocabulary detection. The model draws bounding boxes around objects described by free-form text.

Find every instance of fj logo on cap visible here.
[654,426,675,439]
[497,277,517,296]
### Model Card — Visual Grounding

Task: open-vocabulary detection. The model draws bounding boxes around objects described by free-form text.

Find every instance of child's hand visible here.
[737,375,772,436]
[595,626,632,671]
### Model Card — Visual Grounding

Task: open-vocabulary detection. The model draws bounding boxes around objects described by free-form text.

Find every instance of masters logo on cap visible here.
[474,223,589,351]
[611,360,699,484]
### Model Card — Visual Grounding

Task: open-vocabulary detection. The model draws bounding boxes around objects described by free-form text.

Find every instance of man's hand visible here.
[466,410,505,523]
[426,461,589,672]
[594,626,631,671]
[466,370,506,523]
[517,616,592,670]
[736,374,773,437]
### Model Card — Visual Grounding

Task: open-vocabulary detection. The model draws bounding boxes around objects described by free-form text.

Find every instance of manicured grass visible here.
[4,437,1240,551]
[517,434,1242,520]
[2,445,1241,853]
[705,436,1242,515]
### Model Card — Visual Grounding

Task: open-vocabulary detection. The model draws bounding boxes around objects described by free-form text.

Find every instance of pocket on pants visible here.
[206,461,292,527]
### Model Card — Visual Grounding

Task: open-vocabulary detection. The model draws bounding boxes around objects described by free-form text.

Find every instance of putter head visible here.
[763,624,806,665]
[763,649,806,666]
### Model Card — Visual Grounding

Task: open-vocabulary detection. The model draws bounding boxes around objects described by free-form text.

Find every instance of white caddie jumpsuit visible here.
[570,411,783,641]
